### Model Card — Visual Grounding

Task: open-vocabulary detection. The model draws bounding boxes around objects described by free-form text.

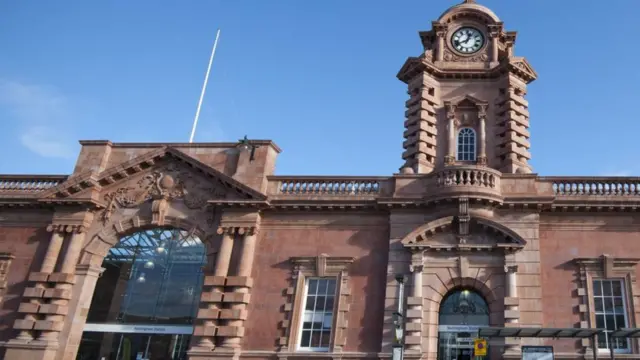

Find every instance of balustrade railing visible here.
[545,178,640,196]
[270,177,385,196]
[435,167,498,189]
[0,175,67,194]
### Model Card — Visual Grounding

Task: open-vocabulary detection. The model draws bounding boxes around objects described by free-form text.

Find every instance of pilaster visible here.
[189,209,260,359]
[444,103,457,166]
[405,251,424,353]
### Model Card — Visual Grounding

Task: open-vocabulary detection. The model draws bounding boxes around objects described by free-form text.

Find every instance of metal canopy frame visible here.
[478,327,604,339]
[610,328,640,338]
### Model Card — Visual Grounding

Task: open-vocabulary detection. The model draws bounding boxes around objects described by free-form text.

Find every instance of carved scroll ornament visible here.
[100,163,226,223]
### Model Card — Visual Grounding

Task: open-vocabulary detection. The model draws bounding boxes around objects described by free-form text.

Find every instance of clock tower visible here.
[398,0,537,175]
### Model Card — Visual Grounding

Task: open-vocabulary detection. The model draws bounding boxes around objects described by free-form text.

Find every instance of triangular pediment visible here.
[509,57,537,83]
[402,216,525,252]
[40,147,267,208]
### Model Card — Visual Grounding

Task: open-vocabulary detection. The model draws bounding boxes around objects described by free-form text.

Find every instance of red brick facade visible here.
[0,1,638,360]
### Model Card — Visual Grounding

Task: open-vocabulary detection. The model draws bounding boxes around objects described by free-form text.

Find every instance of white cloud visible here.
[0,79,76,159]
[20,126,75,159]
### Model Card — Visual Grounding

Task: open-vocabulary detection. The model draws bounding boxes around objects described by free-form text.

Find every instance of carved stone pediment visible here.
[38,147,268,224]
[99,160,233,224]
[402,215,525,253]
[509,57,537,83]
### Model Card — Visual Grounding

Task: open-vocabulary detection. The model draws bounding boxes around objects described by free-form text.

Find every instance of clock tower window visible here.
[457,128,477,161]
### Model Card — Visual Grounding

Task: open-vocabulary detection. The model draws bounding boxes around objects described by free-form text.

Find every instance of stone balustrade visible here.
[544,177,640,196]
[425,165,503,202]
[4,173,640,208]
[0,175,67,196]
[268,176,386,197]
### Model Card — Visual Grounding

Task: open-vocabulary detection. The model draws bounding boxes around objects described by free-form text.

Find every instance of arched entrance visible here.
[437,288,490,360]
[75,227,207,360]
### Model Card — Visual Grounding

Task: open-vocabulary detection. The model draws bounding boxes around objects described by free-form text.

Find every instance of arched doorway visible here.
[437,288,490,360]
[75,228,207,360]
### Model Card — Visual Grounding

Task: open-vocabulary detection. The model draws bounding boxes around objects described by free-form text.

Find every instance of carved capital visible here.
[488,24,503,38]
[409,264,424,273]
[477,104,488,119]
[216,226,259,236]
[446,104,457,119]
[433,23,448,38]
[410,251,424,270]
[504,265,518,274]
[46,224,86,234]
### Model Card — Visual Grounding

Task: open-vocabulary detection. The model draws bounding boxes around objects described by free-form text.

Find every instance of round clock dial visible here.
[451,27,485,54]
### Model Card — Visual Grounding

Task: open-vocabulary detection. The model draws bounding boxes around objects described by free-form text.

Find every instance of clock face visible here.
[451,27,485,54]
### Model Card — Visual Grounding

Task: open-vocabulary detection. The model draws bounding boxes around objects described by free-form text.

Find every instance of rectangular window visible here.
[593,279,630,352]
[297,278,337,351]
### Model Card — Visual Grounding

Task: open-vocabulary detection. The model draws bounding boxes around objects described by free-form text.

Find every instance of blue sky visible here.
[1,0,638,176]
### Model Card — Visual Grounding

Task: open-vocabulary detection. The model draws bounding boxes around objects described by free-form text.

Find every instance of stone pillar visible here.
[504,265,520,354]
[56,264,105,360]
[194,229,235,349]
[221,228,258,348]
[445,104,457,165]
[477,104,488,165]
[488,26,501,63]
[5,228,67,360]
[18,231,66,342]
[434,24,447,62]
[38,229,86,343]
[505,265,518,321]
[405,263,424,352]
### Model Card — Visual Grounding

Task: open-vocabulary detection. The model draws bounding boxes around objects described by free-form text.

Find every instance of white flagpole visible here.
[189,28,221,143]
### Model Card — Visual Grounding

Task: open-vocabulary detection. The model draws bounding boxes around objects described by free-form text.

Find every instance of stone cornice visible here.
[7,162,640,213]
[397,56,535,84]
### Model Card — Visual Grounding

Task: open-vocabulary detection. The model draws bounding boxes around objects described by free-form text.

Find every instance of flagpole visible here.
[189,28,221,143]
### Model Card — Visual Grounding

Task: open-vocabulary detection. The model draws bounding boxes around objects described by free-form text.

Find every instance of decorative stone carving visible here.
[446,104,457,119]
[100,163,227,223]
[443,49,489,62]
[403,216,525,253]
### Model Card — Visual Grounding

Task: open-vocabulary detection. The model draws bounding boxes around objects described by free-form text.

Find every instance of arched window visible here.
[457,128,476,161]
[77,228,207,360]
[438,288,490,360]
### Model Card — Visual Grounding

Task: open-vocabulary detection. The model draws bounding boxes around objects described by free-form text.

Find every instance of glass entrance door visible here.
[437,331,476,360]
[75,331,191,360]
[112,333,190,360]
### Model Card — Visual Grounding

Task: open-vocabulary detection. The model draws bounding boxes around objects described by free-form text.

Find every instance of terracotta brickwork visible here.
[0,1,639,360]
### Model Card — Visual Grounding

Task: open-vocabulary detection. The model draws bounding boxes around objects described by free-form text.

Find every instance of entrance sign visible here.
[522,346,554,360]
[474,338,487,356]
[83,323,194,335]
[439,325,482,333]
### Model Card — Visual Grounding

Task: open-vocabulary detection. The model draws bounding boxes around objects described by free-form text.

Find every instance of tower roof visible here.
[438,0,500,23]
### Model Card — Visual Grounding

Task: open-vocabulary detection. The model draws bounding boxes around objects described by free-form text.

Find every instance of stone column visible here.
[434,24,447,62]
[477,104,488,165]
[221,228,258,348]
[488,26,501,63]
[405,263,424,352]
[38,229,86,343]
[445,104,457,165]
[4,227,67,360]
[13,229,65,342]
[504,265,520,354]
[195,229,235,349]
[57,264,105,360]
[505,265,518,320]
